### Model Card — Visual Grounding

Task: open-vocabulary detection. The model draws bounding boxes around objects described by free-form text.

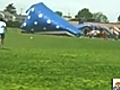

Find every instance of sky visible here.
[0,0,120,22]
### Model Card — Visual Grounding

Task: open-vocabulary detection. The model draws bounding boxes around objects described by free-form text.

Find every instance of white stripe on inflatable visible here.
[113,26,120,32]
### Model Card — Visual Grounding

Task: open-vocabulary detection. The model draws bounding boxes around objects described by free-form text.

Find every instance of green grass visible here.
[0,28,120,90]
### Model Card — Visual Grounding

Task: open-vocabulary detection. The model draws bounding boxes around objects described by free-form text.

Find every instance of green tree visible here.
[93,12,109,22]
[75,8,93,21]
[4,3,17,15]
[55,11,63,16]
[117,15,120,22]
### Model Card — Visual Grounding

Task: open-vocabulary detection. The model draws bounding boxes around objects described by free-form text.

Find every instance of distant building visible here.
[0,10,26,22]
[0,11,16,21]
[15,14,27,23]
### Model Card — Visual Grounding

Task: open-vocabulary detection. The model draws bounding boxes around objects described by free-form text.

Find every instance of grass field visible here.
[0,28,120,90]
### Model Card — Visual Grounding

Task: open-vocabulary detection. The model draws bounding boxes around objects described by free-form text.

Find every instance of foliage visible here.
[4,3,17,15]
[117,15,120,22]
[0,28,120,90]
[7,20,22,28]
[55,11,63,16]
[75,8,93,21]
[93,12,109,22]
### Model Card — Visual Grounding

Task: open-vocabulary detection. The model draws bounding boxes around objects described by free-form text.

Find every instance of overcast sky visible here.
[0,0,120,22]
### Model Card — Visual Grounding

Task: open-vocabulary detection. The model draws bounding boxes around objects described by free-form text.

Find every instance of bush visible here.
[7,20,22,28]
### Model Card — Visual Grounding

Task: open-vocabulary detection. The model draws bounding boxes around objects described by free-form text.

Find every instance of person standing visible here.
[0,18,7,48]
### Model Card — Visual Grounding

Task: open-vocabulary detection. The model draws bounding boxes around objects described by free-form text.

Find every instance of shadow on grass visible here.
[0,47,11,51]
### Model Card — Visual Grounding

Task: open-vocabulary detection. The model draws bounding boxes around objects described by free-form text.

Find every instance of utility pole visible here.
[20,8,23,15]
[68,9,70,17]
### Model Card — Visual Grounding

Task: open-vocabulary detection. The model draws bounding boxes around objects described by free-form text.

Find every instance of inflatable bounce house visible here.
[21,2,82,37]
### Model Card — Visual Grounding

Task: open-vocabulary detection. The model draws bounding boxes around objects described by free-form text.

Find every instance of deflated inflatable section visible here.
[76,24,118,39]
[21,2,82,37]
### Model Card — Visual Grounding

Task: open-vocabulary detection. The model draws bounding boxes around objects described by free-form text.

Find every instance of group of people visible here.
[84,27,120,40]
[0,18,7,48]
[85,29,108,40]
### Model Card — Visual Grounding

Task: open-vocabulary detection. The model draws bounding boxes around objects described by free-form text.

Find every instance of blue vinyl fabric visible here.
[21,2,82,36]
[76,24,93,30]
[76,24,106,31]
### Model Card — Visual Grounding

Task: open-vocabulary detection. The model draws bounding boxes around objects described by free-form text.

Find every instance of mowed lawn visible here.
[0,28,120,90]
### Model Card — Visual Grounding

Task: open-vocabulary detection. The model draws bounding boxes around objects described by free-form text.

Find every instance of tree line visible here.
[56,8,120,23]
[1,3,120,25]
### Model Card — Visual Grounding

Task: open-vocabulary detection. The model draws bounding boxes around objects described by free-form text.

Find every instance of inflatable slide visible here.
[21,2,82,37]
